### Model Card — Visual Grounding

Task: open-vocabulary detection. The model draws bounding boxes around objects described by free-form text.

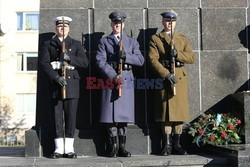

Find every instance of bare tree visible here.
[0,96,26,145]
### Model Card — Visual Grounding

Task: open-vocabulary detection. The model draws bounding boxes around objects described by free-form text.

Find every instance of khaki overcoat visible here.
[148,30,195,122]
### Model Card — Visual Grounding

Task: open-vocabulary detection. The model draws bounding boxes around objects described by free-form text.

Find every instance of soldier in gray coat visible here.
[95,11,144,157]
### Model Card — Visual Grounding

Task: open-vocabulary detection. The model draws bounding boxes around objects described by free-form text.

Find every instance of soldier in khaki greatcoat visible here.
[148,10,195,155]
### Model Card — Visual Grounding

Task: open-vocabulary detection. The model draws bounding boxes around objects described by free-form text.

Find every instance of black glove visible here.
[113,74,124,85]
[63,53,70,62]
[165,73,178,84]
[170,48,177,59]
[55,76,67,86]
[117,50,126,62]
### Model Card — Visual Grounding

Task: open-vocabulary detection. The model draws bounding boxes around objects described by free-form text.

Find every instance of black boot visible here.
[172,134,187,155]
[118,136,131,157]
[107,136,118,157]
[50,152,63,159]
[64,152,77,159]
[161,134,172,156]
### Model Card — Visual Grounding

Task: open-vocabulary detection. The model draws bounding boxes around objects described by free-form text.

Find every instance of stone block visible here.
[25,125,149,157]
[0,154,230,166]
[25,128,41,157]
[126,125,148,155]
[40,0,93,9]
[94,0,147,9]
[148,0,199,8]
[202,9,246,50]
[186,51,201,121]
[202,0,247,7]
[205,144,250,167]
[200,51,248,112]
[231,93,250,144]
[75,127,106,156]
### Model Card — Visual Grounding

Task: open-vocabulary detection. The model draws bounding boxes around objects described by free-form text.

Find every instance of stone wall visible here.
[37,0,249,129]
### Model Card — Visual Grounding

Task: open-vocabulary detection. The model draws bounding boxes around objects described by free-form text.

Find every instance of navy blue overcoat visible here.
[39,35,88,99]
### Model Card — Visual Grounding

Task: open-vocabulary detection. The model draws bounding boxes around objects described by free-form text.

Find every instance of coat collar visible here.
[158,30,172,43]
[50,35,73,48]
[106,32,128,46]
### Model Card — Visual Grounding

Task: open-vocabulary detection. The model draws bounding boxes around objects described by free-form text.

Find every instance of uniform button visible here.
[68,76,71,79]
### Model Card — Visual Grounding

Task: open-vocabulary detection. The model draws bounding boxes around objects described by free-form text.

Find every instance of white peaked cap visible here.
[53,16,73,25]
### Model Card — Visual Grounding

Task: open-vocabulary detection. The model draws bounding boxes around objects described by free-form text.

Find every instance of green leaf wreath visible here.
[188,113,243,146]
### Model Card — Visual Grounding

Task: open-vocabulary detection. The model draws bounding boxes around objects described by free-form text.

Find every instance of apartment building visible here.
[0,0,39,145]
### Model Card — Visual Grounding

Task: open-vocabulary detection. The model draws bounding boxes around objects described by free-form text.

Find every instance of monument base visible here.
[25,125,151,157]
[204,144,250,167]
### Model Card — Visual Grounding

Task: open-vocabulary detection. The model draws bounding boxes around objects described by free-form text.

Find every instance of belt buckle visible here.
[176,62,180,67]
[67,65,75,70]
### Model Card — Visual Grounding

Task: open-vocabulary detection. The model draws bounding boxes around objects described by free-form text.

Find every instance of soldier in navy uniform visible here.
[95,11,144,157]
[39,16,88,159]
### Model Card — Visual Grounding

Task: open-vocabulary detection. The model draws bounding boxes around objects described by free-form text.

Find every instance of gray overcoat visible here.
[96,33,144,123]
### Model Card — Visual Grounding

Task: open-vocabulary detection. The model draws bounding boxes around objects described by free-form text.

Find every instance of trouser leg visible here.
[52,99,78,158]
[64,98,78,138]
[63,99,78,158]
[117,123,127,136]
[117,123,131,157]
[106,123,118,157]
[107,123,118,137]
[53,99,64,138]
[161,123,172,155]
[50,100,64,159]
[172,123,187,155]
[173,123,183,135]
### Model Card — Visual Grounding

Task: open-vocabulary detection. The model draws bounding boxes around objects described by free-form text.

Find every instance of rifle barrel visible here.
[170,17,176,96]
[118,21,123,97]
[61,17,67,100]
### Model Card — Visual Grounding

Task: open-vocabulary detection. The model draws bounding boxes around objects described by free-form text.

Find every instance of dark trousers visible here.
[107,123,128,137]
[53,98,78,138]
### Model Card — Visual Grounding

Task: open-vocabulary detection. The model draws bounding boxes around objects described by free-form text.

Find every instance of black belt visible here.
[108,62,132,71]
[160,60,184,68]
[123,63,132,70]
[175,61,184,67]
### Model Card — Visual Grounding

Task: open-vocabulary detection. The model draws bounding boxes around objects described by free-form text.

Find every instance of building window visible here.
[17,52,38,71]
[17,12,39,31]
[16,94,36,113]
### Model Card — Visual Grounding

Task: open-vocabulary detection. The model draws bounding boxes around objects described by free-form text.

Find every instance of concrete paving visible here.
[0,147,229,167]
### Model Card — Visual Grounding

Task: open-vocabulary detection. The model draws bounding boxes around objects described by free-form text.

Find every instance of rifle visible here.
[117,21,123,97]
[61,17,67,100]
[170,17,176,96]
